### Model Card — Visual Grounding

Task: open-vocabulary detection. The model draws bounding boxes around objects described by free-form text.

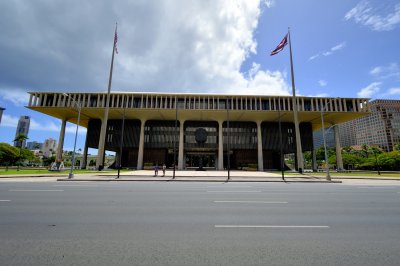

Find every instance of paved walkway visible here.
[56,170,335,183]
[1,170,399,184]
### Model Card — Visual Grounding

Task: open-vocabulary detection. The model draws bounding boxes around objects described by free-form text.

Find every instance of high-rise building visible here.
[339,99,400,151]
[26,141,43,150]
[313,128,335,149]
[42,138,57,158]
[14,116,30,148]
[0,107,5,124]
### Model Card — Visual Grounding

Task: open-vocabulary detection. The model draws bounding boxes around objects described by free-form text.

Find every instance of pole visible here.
[278,104,285,181]
[173,97,177,179]
[117,107,125,179]
[288,28,304,174]
[69,97,81,179]
[321,106,331,181]
[97,22,118,170]
[227,106,230,181]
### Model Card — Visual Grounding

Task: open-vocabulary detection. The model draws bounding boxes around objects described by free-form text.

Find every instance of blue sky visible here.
[0,0,399,154]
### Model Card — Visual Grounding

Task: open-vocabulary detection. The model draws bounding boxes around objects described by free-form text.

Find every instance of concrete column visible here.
[96,117,107,169]
[178,120,185,170]
[218,120,224,170]
[334,125,344,170]
[80,131,89,169]
[137,119,146,170]
[56,119,67,162]
[257,121,263,171]
[312,149,317,172]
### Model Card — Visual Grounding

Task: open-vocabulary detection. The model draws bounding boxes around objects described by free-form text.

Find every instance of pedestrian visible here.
[162,163,166,176]
[154,163,159,176]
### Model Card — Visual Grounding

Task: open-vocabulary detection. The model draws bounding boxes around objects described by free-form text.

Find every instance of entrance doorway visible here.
[186,153,216,169]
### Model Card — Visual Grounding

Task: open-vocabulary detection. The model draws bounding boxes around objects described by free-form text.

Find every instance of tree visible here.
[369,146,383,175]
[361,144,369,158]
[394,143,400,152]
[0,143,19,167]
[13,134,29,170]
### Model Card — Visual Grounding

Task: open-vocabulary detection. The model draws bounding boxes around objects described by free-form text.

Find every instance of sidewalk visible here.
[56,170,339,183]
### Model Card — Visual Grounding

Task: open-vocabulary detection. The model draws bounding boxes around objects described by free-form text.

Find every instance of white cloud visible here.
[357,82,381,97]
[309,42,346,61]
[308,93,329,97]
[318,80,327,87]
[369,63,400,79]
[264,0,275,8]
[0,1,290,97]
[0,89,29,107]
[1,114,85,135]
[345,1,400,31]
[388,87,400,95]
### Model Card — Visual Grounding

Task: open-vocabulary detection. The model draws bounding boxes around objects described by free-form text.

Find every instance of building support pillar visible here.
[218,120,224,170]
[96,118,107,170]
[312,148,317,172]
[334,125,344,171]
[257,121,263,171]
[178,120,184,170]
[56,119,67,164]
[137,119,146,170]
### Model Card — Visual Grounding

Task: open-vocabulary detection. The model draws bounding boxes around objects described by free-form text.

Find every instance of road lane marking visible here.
[358,187,397,189]
[53,185,98,187]
[207,191,261,193]
[0,200,11,202]
[206,186,253,188]
[9,190,64,192]
[215,225,329,228]
[214,201,287,204]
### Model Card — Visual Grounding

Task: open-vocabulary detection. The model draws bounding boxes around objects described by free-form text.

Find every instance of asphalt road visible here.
[1,181,400,266]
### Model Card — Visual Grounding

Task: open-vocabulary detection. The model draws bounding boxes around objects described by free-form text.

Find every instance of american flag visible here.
[270,34,288,56]
[114,25,118,54]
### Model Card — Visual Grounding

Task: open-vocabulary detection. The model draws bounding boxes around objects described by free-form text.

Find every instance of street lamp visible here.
[63,93,81,179]
[320,98,337,181]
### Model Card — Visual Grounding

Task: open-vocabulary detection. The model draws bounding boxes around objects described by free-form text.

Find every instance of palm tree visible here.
[13,133,29,171]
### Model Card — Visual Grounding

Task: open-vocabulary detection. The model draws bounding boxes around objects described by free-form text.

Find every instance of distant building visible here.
[339,99,400,151]
[42,138,57,158]
[14,116,30,148]
[26,141,43,150]
[313,129,335,149]
[0,107,5,124]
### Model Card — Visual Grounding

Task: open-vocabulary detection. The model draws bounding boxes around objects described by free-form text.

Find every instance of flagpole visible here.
[288,28,304,173]
[96,22,118,170]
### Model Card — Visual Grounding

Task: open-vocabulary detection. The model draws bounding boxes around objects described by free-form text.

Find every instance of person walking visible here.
[162,163,166,176]
[154,163,159,176]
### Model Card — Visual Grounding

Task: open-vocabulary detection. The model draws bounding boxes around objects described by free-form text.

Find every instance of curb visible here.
[56,178,341,183]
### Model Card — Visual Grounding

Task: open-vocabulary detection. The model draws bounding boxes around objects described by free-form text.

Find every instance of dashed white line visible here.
[9,190,64,192]
[0,200,11,202]
[53,185,98,187]
[215,225,329,228]
[207,191,261,193]
[214,200,287,204]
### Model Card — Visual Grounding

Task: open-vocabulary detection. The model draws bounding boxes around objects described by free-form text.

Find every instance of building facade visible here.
[42,138,57,158]
[0,107,5,124]
[27,92,369,171]
[14,116,30,148]
[338,99,400,151]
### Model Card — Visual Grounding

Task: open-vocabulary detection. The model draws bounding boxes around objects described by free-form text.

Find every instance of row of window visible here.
[29,93,369,112]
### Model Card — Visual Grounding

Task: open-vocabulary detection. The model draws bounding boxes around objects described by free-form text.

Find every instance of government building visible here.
[27,92,369,171]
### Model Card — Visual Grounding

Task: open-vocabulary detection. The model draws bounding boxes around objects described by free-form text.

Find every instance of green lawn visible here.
[0,168,131,176]
[279,171,400,178]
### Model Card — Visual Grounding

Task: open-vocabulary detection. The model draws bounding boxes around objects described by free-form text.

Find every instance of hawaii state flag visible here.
[270,34,288,56]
